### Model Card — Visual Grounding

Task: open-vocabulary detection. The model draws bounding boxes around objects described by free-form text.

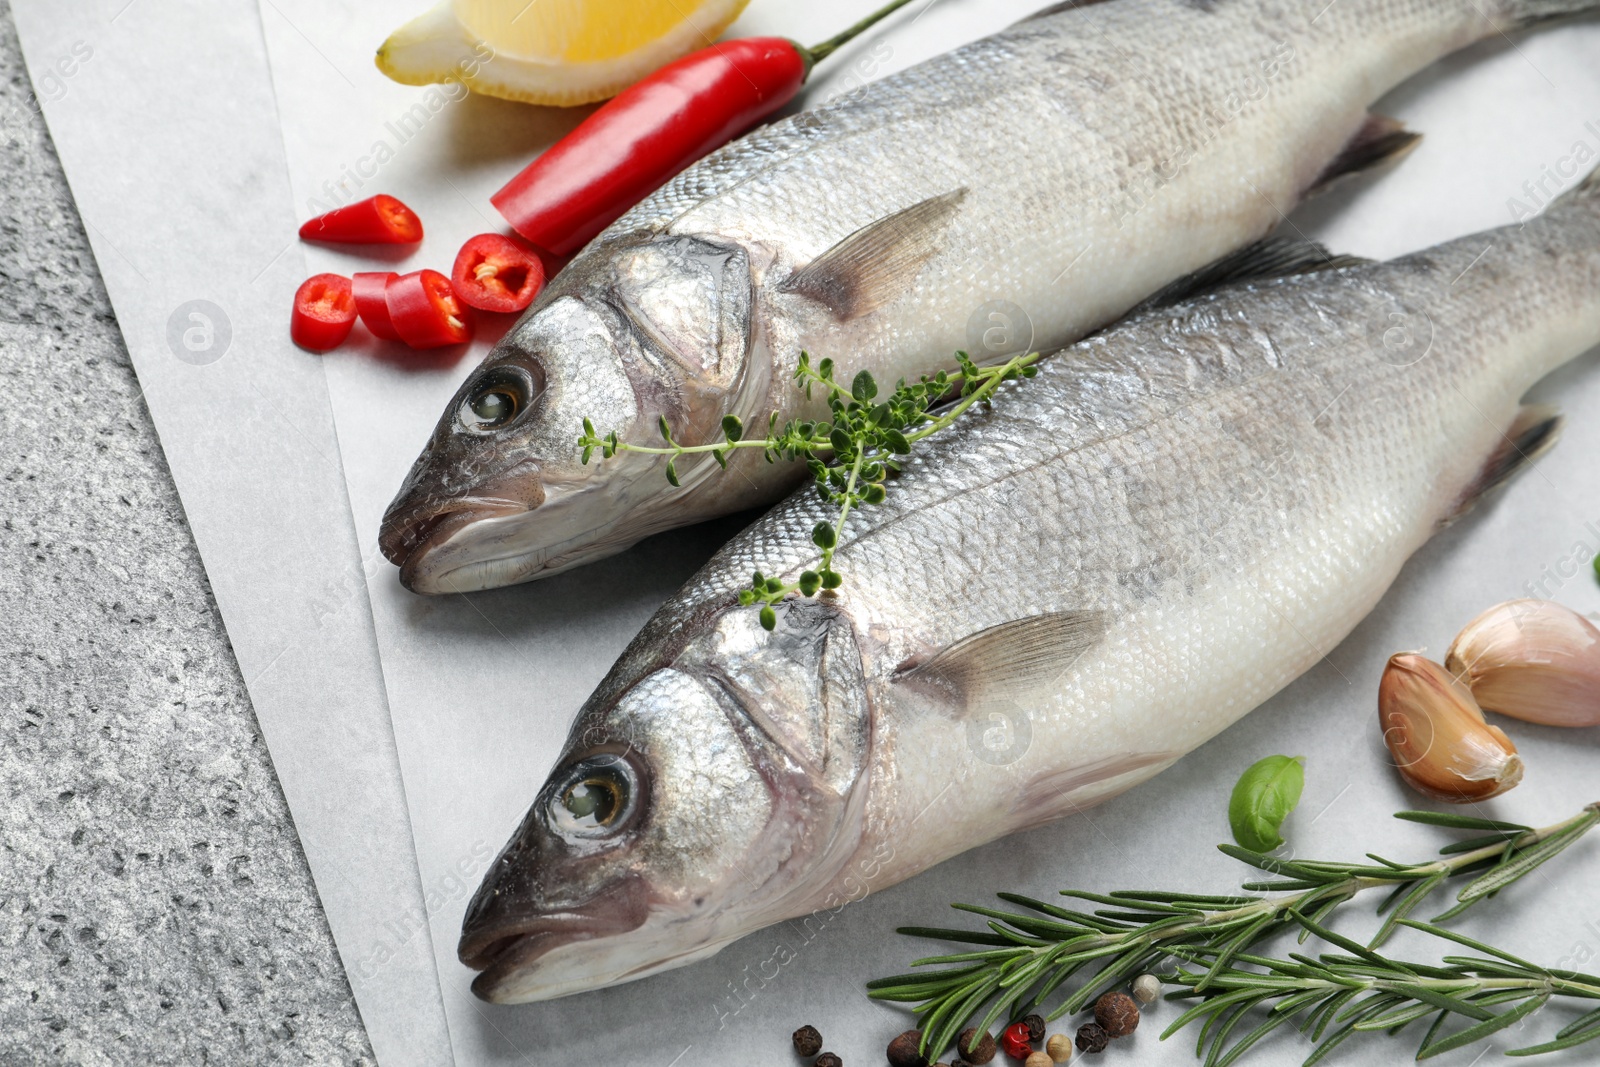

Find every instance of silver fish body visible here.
[457,174,1600,1003]
[379,0,1585,593]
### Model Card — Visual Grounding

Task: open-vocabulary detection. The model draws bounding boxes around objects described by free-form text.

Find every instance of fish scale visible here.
[381,0,1592,594]
[457,171,1600,1002]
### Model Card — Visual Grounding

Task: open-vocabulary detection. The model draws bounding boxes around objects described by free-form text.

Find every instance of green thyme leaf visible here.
[579,349,1041,622]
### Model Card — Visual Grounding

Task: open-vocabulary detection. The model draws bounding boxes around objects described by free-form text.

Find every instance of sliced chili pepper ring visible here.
[451,234,546,313]
[353,271,401,340]
[387,269,473,349]
[290,273,357,352]
[298,194,424,244]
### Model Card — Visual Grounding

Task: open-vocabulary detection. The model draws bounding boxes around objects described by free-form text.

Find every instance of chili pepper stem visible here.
[800,0,923,72]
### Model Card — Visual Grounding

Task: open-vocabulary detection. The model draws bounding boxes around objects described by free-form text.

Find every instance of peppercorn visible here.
[1093,991,1140,1039]
[1044,1034,1072,1063]
[1132,973,1161,1006]
[1000,1021,1033,1060]
[888,1030,928,1067]
[957,1027,996,1064]
[1074,1024,1108,1055]
[816,1054,843,1067]
[794,1025,823,1058]
[1023,1052,1052,1067]
[1022,1015,1046,1043]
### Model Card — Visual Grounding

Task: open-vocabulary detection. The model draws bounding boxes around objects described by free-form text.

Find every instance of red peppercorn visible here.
[1093,991,1140,1038]
[1000,1022,1033,1061]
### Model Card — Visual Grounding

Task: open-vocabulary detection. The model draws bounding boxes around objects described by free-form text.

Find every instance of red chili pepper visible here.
[1000,1022,1032,1061]
[353,271,401,340]
[387,269,473,349]
[290,273,356,351]
[451,234,546,313]
[491,0,917,256]
[299,194,424,244]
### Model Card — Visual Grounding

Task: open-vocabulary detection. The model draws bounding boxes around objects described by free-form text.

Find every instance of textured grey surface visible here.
[0,5,374,1064]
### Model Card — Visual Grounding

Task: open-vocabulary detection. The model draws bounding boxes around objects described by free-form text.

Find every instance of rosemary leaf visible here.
[880,803,1600,1062]
[1415,992,1549,1059]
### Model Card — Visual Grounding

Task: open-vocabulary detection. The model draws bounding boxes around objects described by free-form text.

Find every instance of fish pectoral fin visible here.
[893,609,1108,709]
[1307,113,1422,197]
[1137,236,1372,311]
[1444,405,1565,526]
[780,189,968,321]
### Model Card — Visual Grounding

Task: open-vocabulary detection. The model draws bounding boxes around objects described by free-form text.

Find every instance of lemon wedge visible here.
[377,0,753,107]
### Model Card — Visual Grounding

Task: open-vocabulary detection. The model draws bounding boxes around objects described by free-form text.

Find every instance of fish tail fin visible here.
[1498,0,1600,27]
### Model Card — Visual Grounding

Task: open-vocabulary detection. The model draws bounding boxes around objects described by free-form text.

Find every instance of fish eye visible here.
[548,756,636,837]
[458,366,540,432]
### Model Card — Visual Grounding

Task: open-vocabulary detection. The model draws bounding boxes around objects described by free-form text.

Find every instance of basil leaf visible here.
[1229,755,1305,852]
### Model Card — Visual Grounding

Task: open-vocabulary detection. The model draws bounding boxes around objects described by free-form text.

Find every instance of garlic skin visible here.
[1379,653,1524,802]
[1446,599,1600,728]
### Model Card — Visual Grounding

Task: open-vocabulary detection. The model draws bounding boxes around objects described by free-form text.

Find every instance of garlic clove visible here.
[1379,653,1523,803]
[1446,599,1600,728]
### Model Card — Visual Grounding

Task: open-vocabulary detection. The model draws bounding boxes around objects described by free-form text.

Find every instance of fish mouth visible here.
[379,499,535,591]
[384,471,669,593]
[388,509,626,594]
[459,876,652,1003]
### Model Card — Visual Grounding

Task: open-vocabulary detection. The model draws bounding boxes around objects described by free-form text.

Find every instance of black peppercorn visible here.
[957,1027,996,1065]
[1075,1023,1109,1055]
[794,1025,824,1058]
[888,1029,929,1067]
[1093,990,1140,1039]
[1022,1015,1046,1044]
[817,1054,843,1067]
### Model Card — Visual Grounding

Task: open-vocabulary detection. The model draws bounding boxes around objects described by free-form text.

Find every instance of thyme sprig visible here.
[579,349,1041,628]
[1162,918,1600,1064]
[867,804,1600,1061]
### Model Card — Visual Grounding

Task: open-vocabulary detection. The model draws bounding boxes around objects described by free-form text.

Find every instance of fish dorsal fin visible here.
[895,610,1108,703]
[1308,113,1422,196]
[1139,237,1371,310]
[782,189,968,320]
[1018,0,1120,22]
[1444,405,1565,525]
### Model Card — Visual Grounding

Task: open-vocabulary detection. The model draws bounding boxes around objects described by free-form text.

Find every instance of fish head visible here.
[379,232,759,593]
[459,599,870,1002]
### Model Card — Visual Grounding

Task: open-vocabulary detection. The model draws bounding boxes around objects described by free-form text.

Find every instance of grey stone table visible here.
[0,3,374,1063]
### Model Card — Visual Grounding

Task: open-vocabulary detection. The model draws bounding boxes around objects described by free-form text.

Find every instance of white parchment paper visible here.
[6,4,453,1064]
[263,4,1600,1065]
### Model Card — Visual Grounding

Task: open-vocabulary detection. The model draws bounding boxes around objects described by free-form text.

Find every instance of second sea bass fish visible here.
[457,170,1600,1002]
[380,0,1598,594]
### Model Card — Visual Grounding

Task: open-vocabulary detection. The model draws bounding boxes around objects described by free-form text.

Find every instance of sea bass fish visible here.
[379,0,1596,594]
[456,170,1600,1003]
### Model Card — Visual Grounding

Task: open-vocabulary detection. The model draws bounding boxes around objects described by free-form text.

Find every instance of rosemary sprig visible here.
[580,350,1040,628]
[867,804,1600,1060]
[1161,917,1600,1064]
